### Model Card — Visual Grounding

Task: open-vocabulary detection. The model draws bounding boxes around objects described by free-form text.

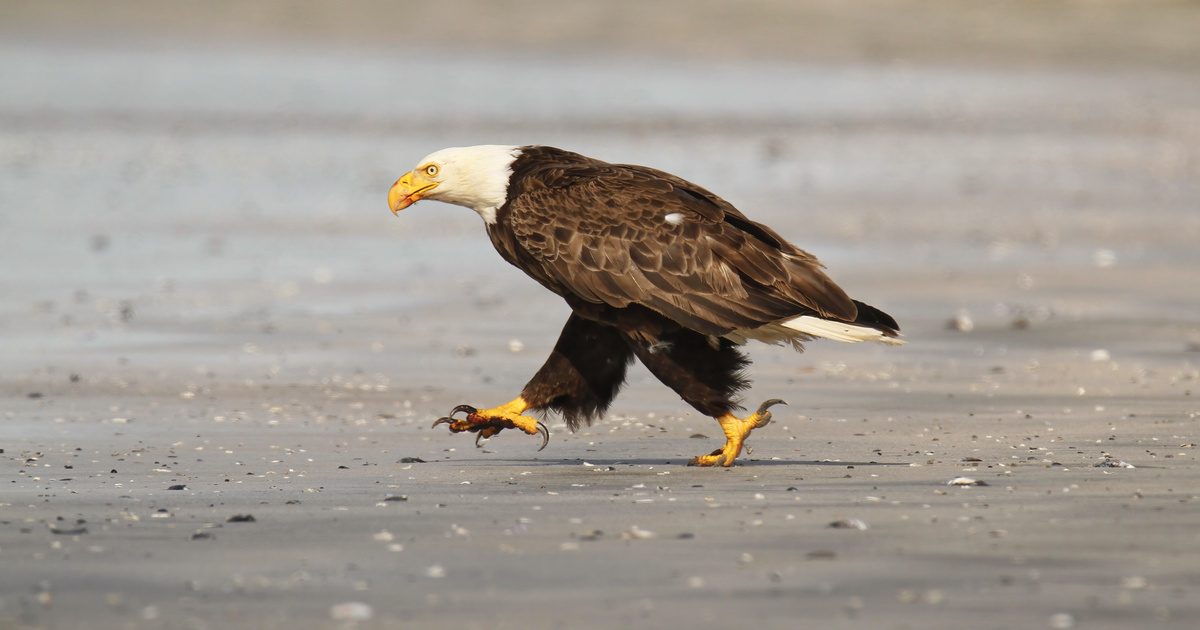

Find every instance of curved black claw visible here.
[449,404,477,417]
[754,399,787,428]
[535,422,550,452]
[757,399,788,415]
[431,404,478,430]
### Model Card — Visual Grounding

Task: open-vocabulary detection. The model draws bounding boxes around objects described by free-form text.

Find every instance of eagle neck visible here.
[484,201,523,270]
[476,206,498,224]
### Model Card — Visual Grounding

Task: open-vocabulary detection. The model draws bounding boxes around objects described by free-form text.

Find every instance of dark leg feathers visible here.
[625,328,750,418]
[523,310,751,429]
[521,313,634,430]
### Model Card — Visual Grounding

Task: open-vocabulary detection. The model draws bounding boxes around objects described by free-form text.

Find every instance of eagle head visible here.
[388,145,521,222]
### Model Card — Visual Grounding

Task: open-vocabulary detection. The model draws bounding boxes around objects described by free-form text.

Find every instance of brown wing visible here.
[506,162,856,337]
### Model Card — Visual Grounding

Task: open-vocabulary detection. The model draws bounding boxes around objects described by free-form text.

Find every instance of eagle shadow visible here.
[469,457,911,468]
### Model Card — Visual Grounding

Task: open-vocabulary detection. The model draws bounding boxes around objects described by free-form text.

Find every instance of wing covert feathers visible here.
[499,146,897,343]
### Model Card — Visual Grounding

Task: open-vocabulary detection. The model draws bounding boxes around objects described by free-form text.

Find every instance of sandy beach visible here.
[2,2,1200,628]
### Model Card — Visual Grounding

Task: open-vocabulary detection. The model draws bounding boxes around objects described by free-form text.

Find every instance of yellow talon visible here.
[689,399,786,467]
[431,396,550,451]
[479,397,535,431]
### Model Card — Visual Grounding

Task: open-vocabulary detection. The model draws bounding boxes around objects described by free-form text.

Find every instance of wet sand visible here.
[3,3,1200,628]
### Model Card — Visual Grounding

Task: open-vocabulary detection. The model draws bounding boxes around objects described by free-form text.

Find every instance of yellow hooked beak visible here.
[388,170,439,215]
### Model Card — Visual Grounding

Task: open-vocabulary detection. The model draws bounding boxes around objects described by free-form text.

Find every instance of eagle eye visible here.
[424,164,439,177]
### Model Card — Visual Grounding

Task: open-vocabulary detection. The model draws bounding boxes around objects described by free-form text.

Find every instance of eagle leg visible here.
[431,397,550,451]
[688,399,786,467]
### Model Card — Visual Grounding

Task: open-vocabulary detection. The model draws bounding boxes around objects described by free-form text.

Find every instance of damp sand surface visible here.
[3,7,1200,628]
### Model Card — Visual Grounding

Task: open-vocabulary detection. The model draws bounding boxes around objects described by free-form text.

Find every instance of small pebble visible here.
[946,311,974,332]
[1121,576,1147,590]
[330,602,373,621]
[622,526,657,540]
[1092,249,1116,268]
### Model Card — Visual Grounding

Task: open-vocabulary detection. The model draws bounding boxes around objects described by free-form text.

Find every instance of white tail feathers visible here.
[781,315,905,345]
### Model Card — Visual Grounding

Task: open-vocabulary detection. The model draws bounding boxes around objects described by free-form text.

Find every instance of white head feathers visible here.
[412,145,521,223]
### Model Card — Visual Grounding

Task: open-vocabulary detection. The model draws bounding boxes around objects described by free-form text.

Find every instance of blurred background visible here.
[2,0,1198,400]
[3,3,1200,628]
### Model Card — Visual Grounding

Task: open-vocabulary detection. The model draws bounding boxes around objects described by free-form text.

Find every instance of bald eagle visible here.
[388,145,901,466]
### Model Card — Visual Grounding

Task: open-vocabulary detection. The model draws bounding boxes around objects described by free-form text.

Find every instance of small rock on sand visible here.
[330,602,373,621]
[947,477,989,486]
[946,311,974,332]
